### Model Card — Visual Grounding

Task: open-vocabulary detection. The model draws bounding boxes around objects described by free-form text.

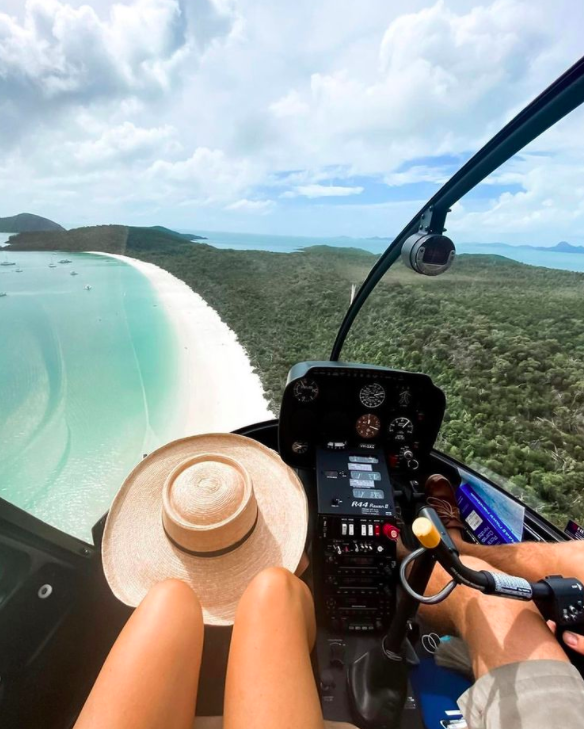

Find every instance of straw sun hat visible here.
[102,433,308,625]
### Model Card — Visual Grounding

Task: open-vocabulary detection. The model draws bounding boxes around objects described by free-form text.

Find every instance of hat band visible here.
[163,511,259,558]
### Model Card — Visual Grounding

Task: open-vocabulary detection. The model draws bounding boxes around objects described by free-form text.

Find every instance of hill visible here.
[0,213,64,233]
[149,226,207,241]
[6,224,207,254]
[551,241,584,254]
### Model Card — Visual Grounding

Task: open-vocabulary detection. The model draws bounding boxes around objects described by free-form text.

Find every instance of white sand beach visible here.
[92,252,274,435]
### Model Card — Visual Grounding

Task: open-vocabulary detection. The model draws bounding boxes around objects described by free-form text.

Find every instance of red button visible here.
[383,524,400,541]
[374,524,381,537]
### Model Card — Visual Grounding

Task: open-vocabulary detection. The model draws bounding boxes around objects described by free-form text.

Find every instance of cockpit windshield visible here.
[343,102,584,528]
[1,1,584,544]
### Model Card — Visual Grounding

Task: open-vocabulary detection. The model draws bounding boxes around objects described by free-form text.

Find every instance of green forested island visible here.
[8,225,584,526]
[0,212,64,232]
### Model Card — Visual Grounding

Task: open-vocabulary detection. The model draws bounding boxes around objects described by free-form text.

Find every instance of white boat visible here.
[85,285,92,290]
[70,271,79,276]
[0,292,7,297]
[59,259,72,264]
[1,261,15,267]
[15,269,23,273]
[49,263,57,268]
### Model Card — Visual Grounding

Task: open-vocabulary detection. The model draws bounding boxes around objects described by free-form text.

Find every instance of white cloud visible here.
[0,0,583,239]
[72,122,180,164]
[147,147,265,202]
[384,165,451,186]
[0,0,192,100]
[283,184,364,199]
[226,198,274,213]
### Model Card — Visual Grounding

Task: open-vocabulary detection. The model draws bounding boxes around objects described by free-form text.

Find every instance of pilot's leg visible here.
[420,555,569,678]
[74,579,204,729]
[223,567,324,729]
[450,531,584,585]
[420,556,584,728]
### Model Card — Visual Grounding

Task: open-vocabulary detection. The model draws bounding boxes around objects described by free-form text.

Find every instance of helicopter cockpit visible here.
[2,53,584,729]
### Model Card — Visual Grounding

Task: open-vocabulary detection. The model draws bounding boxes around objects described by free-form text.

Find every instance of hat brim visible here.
[102,433,308,625]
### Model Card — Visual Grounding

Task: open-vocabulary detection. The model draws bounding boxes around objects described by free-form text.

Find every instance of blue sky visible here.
[1,0,584,244]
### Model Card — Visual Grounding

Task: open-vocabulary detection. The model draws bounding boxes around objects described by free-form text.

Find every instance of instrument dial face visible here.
[388,417,414,442]
[359,383,386,409]
[293,378,319,403]
[355,413,381,439]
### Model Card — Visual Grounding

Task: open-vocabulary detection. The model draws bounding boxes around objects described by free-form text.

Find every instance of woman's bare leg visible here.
[224,567,323,729]
[419,555,569,679]
[75,579,204,729]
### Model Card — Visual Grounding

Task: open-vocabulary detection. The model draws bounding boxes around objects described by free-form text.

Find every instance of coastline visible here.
[90,252,274,436]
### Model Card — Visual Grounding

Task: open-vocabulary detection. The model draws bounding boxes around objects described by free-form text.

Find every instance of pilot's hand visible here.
[548,621,584,655]
[563,631,584,654]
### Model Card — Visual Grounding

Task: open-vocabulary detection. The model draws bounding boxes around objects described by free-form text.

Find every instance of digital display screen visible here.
[349,471,381,481]
[349,456,379,464]
[353,489,385,499]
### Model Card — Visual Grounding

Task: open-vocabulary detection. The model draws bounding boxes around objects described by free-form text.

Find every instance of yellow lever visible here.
[412,517,441,549]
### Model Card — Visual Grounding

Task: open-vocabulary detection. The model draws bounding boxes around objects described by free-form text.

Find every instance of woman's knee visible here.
[244,566,309,603]
[240,567,314,618]
[141,579,204,633]
[238,567,315,643]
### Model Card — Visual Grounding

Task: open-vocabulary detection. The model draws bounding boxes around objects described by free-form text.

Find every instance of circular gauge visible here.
[355,413,381,439]
[291,440,309,455]
[359,383,386,409]
[388,417,414,442]
[293,378,319,403]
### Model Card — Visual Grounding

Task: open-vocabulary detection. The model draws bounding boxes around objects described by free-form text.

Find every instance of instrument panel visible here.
[279,361,446,472]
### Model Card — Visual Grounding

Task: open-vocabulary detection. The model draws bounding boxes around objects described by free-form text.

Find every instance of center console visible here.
[279,361,446,726]
[315,446,398,634]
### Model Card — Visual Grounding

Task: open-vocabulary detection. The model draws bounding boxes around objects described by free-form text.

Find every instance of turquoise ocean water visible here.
[0,246,182,542]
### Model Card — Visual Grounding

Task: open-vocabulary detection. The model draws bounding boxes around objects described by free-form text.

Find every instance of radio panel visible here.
[314,446,399,634]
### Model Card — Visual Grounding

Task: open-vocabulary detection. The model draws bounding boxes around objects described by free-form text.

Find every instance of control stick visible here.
[405,507,584,668]
[348,505,584,729]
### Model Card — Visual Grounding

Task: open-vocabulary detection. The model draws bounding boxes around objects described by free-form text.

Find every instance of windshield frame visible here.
[330,54,584,360]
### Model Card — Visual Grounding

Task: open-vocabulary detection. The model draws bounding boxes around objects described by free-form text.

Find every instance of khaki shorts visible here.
[458,660,584,728]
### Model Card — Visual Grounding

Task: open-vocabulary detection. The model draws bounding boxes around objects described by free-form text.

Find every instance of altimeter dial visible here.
[388,417,414,442]
[359,383,386,409]
[293,378,319,403]
[355,413,381,439]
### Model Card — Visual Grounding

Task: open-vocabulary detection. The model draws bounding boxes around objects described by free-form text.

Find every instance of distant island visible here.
[549,241,584,254]
[462,240,584,255]
[0,212,65,233]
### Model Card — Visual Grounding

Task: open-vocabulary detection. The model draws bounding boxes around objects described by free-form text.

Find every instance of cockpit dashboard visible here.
[279,361,446,474]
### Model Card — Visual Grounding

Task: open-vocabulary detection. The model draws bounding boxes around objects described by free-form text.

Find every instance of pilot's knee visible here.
[459,555,498,574]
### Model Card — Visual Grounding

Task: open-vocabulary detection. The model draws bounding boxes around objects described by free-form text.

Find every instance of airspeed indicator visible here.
[359,383,386,409]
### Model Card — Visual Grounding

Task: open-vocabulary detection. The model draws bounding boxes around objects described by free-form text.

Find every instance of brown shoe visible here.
[424,474,465,532]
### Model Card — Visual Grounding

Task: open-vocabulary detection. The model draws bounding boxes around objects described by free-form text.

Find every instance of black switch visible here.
[320,668,336,692]
[329,640,346,667]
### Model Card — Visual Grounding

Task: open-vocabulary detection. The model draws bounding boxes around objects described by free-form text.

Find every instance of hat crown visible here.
[162,453,258,555]
[170,460,245,526]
